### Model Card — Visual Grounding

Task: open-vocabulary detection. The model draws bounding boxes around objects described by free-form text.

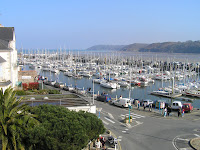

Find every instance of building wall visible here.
[18,70,38,84]
[0,51,11,82]
[0,27,18,88]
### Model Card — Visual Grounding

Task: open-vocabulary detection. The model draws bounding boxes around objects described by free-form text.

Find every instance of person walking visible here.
[137,101,140,111]
[143,102,147,111]
[182,108,185,117]
[149,103,152,112]
[164,107,167,117]
[167,106,171,116]
[178,107,181,117]
[95,138,101,150]
[101,137,106,150]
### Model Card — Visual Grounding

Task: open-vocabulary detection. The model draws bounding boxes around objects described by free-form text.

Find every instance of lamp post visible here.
[98,108,102,118]
[128,105,132,123]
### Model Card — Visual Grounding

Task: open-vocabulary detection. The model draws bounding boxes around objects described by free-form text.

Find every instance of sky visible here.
[1,0,200,49]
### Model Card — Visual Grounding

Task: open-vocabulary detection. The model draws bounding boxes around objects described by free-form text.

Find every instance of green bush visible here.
[24,105,105,150]
[48,90,61,94]
[15,90,28,95]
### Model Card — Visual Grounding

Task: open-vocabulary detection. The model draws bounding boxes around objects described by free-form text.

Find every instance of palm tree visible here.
[0,87,38,150]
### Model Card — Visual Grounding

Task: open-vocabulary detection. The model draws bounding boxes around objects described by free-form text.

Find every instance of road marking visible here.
[136,121,143,124]
[131,113,146,118]
[125,128,129,131]
[179,148,193,150]
[194,134,200,137]
[176,138,190,141]
[122,131,126,133]
[102,120,109,125]
[104,117,115,124]
[126,114,144,119]
[126,123,132,128]
[118,136,122,138]
[108,113,115,119]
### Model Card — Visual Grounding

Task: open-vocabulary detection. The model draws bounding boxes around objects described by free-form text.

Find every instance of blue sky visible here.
[1,0,200,49]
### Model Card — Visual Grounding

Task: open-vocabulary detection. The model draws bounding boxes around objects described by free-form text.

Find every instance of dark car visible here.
[96,93,111,102]
[54,82,65,88]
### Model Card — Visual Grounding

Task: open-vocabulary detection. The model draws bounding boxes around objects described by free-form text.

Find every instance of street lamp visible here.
[98,108,102,118]
[128,105,132,123]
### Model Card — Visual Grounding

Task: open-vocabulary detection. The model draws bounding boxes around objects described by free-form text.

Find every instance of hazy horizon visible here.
[1,0,200,49]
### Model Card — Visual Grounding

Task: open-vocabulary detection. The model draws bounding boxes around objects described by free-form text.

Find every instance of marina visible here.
[19,49,200,109]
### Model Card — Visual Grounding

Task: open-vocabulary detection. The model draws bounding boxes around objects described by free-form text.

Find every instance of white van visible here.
[171,101,182,110]
[113,98,131,108]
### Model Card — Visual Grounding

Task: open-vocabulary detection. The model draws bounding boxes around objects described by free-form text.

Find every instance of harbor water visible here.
[24,65,200,109]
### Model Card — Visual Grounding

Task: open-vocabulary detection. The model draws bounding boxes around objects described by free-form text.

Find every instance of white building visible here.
[0,24,18,92]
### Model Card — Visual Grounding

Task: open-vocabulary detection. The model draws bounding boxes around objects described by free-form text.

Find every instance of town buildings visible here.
[0,24,18,92]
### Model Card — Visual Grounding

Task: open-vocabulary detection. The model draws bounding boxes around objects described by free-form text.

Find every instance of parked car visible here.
[54,82,65,88]
[171,101,182,110]
[142,99,153,107]
[63,85,74,91]
[97,93,111,102]
[182,103,193,112]
[113,98,131,108]
[130,98,139,104]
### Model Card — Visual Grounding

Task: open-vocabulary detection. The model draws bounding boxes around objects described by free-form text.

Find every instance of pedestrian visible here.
[167,106,171,116]
[143,102,147,110]
[95,138,101,150]
[182,108,185,117]
[178,107,181,117]
[101,137,106,150]
[149,103,152,112]
[137,101,140,111]
[164,107,167,117]
[119,95,122,99]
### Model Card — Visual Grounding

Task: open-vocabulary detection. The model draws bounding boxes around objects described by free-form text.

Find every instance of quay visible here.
[150,92,182,98]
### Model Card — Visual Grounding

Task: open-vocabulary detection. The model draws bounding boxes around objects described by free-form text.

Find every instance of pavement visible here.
[132,105,200,150]
[190,137,200,150]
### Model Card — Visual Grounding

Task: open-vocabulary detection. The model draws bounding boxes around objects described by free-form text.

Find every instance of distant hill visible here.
[86,41,200,53]
[86,45,125,51]
[139,41,200,53]
[120,43,149,51]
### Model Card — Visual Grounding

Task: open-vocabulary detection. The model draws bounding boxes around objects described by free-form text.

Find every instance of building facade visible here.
[0,24,18,91]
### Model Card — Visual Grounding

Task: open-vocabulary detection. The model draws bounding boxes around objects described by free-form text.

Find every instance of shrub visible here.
[15,90,28,96]
[29,82,39,90]
[22,83,28,90]
[48,90,61,94]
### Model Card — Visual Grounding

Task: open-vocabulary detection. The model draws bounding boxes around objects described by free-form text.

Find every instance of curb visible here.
[190,137,200,150]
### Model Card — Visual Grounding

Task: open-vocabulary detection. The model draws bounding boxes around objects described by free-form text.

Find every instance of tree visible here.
[26,104,105,150]
[0,87,38,150]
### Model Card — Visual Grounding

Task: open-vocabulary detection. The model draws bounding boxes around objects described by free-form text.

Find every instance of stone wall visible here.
[18,70,38,84]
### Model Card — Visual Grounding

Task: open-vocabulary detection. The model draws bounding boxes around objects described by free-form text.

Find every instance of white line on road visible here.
[125,129,129,131]
[104,117,115,124]
[122,131,126,133]
[131,113,145,118]
[108,113,115,119]
[194,134,200,137]
[176,138,190,141]
[126,114,143,119]
[102,120,109,125]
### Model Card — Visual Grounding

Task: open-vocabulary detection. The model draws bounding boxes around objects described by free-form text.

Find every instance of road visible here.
[95,100,200,150]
